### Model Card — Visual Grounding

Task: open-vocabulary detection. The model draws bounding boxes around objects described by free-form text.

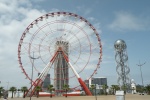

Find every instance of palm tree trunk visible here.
[23,91,25,98]
[37,91,39,98]
[66,90,67,98]
[50,91,52,98]
[12,91,13,98]
[0,91,1,98]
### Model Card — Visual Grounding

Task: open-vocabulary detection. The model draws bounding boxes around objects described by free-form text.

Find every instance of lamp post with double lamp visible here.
[137,61,146,94]
[29,52,40,100]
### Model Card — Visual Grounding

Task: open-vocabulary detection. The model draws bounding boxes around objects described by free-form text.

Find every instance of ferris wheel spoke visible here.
[40,55,51,65]
[91,45,100,53]
[39,44,50,50]
[69,57,89,78]
[39,47,55,59]
[39,51,50,58]
[70,52,88,65]
[21,42,30,54]
[27,32,45,42]
[65,23,75,38]
[55,15,59,31]
[68,37,90,50]
[69,47,80,53]
[35,24,48,35]
[71,37,91,46]
[45,18,53,34]
[20,50,28,55]
[66,30,82,42]
[22,61,31,68]
[66,25,88,42]
[39,47,50,54]
[69,43,90,53]
[69,35,90,46]
[29,45,40,53]
[80,45,91,53]
[65,23,87,42]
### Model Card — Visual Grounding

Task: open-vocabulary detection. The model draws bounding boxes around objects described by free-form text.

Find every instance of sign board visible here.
[116,91,125,100]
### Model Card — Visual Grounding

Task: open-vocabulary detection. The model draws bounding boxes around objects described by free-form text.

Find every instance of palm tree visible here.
[21,86,28,98]
[111,85,120,95]
[63,84,69,98]
[90,84,96,95]
[35,86,41,98]
[136,84,143,93]
[111,85,115,95]
[47,85,55,98]
[9,86,17,98]
[145,84,150,95]
[0,87,4,98]
[102,84,108,95]
[121,85,127,94]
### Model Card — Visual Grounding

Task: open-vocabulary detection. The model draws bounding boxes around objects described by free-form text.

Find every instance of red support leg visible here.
[78,78,92,96]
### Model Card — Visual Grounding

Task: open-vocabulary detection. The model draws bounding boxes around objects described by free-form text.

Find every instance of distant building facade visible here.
[92,77,107,94]
[38,73,50,89]
[85,77,107,89]
[91,77,107,86]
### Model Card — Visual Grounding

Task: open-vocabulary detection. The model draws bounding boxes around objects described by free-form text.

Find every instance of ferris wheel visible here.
[18,12,102,96]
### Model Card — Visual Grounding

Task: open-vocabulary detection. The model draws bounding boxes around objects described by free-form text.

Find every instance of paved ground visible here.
[1,94,150,100]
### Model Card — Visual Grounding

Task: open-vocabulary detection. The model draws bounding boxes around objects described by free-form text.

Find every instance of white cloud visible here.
[108,12,150,32]
[0,0,46,88]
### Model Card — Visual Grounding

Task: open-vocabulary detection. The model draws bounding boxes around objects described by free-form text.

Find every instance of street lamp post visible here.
[137,61,146,94]
[95,83,97,100]
[137,61,146,87]
[29,52,40,100]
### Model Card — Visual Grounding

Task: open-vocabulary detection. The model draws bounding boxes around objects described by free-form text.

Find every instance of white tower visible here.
[131,79,137,94]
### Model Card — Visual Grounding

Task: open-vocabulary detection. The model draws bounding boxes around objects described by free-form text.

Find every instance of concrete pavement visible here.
[1,94,150,100]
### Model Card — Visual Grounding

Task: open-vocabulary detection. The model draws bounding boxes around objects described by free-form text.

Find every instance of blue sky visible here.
[0,0,150,89]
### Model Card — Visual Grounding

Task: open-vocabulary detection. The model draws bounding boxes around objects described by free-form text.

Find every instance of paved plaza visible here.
[1,94,150,100]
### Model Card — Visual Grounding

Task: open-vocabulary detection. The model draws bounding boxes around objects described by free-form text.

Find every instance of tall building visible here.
[88,77,107,89]
[84,79,90,88]
[85,77,107,95]
[38,73,50,89]
[91,77,107,85]
[54,41,69,91]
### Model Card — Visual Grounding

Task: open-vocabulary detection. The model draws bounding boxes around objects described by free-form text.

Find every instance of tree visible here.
[63,84,69,98]
[111,85,115,95]
[9,86,17,98]
[47,85,55,98]
[21,86,28,98]
[145,84,150,95]
[35,86,41,98]
[0,87,4,98]
[102,84,108,95]
[121,85,127,94]
[111,85,119,95]
[90,84,96,95]
[136,84,143,93]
